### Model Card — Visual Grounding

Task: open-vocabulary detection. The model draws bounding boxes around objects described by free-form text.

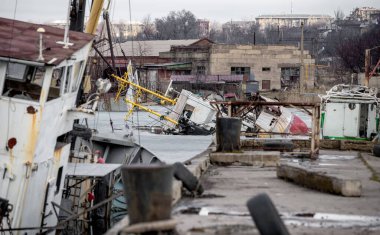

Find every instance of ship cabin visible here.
[0,17,93,230]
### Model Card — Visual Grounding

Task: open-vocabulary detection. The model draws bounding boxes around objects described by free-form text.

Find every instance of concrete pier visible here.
[277,163,361,197]
[107,148,380,235]
[210,151,280,166]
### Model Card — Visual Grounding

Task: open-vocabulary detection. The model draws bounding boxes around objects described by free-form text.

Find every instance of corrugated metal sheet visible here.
[66,163,121,177]
[0,17,94,65]
[256,111,276,131]
[100,39,198,57]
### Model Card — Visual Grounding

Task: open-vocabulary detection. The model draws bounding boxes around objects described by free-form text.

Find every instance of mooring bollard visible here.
[216,117,242,152]
[121,164,173,225]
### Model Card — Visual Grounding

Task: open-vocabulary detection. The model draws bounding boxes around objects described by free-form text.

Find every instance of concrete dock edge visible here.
[210,151,280,166]
[277,163,362,197]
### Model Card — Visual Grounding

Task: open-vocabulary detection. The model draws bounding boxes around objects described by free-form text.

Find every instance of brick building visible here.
[209,44,315,90]
[98,38,315,93]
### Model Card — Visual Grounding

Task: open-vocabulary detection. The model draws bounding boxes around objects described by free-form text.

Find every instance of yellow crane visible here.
[111,72,178,125]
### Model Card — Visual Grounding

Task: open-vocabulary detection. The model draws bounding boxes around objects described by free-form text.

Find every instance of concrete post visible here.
[311,105,320,159]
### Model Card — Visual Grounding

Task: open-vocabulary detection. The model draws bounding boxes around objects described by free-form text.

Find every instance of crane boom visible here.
[85,0,105,34]
[112,74,177,105]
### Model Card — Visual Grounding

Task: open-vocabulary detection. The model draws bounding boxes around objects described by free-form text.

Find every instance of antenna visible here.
[291,0,293,14]
[37,27,45,61]
[57,0,74,48]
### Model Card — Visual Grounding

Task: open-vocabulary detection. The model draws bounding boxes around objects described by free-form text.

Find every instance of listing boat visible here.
[0,15,159,234]
[320,84,378,140]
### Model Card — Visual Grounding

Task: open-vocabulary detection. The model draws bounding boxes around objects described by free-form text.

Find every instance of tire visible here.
[263,140,294,152]
[373,144,380,158]
[173,162,204,195]
[246,193,290,235]
[70,124,92,140]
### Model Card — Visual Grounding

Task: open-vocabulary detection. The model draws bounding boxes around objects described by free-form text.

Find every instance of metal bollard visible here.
[216,117,242,152]
[121,164,173,225]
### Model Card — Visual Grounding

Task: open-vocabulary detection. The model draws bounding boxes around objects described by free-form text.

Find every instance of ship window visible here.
[71,61,84,92]
[47,67,64,101]
[6,63,27,81]
[63,65,72,94]
[2,62,46,102]
[55,166,63,194]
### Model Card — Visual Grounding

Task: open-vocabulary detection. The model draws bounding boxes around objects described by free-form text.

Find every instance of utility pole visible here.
[365,49,370,87]
[299,21,304,93]
[104,10,116,72]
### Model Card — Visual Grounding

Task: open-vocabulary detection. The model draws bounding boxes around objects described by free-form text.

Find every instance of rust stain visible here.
[9,149,14,176]
[26,106,37,114]
[54,147,62,163]
[7,137,17,149]
[25,113,38,163]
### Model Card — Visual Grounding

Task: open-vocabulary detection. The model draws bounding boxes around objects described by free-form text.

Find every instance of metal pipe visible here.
[242,131,311,136]
[92,45,114,71]
[103,10,116,71]
[300,21,305,93]
[210,101,319,107]
[112,74,177,105]
[124,99,178,125]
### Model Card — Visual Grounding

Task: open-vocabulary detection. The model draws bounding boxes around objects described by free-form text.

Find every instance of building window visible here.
[262,80,271,90]
[231,67,250,75]
[197,66,205,75]
[281,67,300,89]
[262,67,271,72]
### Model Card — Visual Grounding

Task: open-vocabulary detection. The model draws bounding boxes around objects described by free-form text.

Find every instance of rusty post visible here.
[121,164,173,225]
[311,105,320,159]
[300,21,305,93]
[216,117,242,152]
[365,49,371,87]
[227,101,232,117]
[316,105,320,155]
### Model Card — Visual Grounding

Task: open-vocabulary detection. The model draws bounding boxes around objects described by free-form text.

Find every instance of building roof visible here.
[256,14,332,19]
[0,17,94,65]
[101,39,199,57]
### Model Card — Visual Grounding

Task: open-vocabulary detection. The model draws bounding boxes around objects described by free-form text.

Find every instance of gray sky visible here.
[0,0,379,23]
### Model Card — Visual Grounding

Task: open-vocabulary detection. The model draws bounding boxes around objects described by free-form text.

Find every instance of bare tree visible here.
[136,15,156,40]
[326,24,380,73]
[154,10,199,40]
[209,21,264,44]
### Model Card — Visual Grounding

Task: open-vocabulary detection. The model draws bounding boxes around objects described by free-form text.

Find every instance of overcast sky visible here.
[0,0,379,23]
